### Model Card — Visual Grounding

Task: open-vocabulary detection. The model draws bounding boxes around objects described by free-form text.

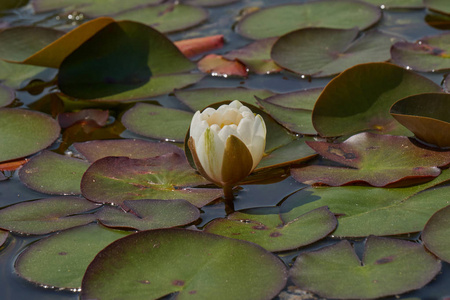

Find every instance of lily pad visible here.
[97,199,199,230]
[282,169,450,237]
[114,3,208,33]
[182,0,240,7]
[122,103,193,142]
[290,236,441,299]
[0,197,98,235]
[57,109,109,128]
[361,0,424,9]
[312,62,442,137]
[197,54,248,77]
[74,139,184,163]
[81,229,287,300]
[0,84,15,108]
[236,0,381,40]
[175,87,274,111]
[0,229,8,247]
[271,29,398,77]
[15,224,130,289]
[422,205,450,263]
[292,132,450,187]
[19,150,89,195]
[391,32,450,72]
[0,0,28,10]
[205,206,336,252]
[424,0,450,15]
[0,60,57,89]
[390,93,450,148]
[81,153,223,207]
[224,38,282,74]
[0,108,60,163]
[32,0,164,16]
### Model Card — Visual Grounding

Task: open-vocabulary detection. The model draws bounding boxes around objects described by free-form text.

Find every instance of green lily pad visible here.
[0,229,8,248]
[0,84,14,108]
[32,0,164,16]
[81,229,287,300]
[224,38,282,74]
[236,0,381,40]
[57,109,109,128]
[205,206,336,252]
[0,60,57,89]
[257,89,321,135]
[292,132,450,187]
[282,169,450,237]
[97,199,199,230]
[391,32,450,72]
[424,0,450,15]
[422,205,450,263]
[122,103,193,143]
[0,108,60,163]
[115,3,208,34]
[74,139,184,163]
[58,20,198,100]
[312,62,442,137]
[272,29,398,78]
[15,224,130,289]
[361,0,424,9]
[19,150,89,195]
[175,87,274,111]
[81,153,223,207]
[390,93,450,148]
[182,0,239,7]
[0,197,98,235]
[290,236,441,299]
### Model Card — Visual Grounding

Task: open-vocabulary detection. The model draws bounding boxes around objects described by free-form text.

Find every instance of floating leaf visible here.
[283,169,450,237]
[258,89,321,135]
[19,150,89,195]
[0,108,60,163]
[236,0,381,39]
[175,87,274,111]
[292,132,450,187]
[0,0,28,10]
[422,205,450,263]
[290,236,441,299]
[74,139,184,163]
[97,199,199,230]
[122,103,193,143]
[174,35,224,58]
[312,62,442,137]
[0,197,98,235]
[0,60,56,89]
[361,0,424,9]
[198,54,248,77]
[182,0,240,7]
[0,229,8,247]
[272,29,398,77]
[114,3,208,33]
[205,206,336,252]
[32,0,164,16]
[0,84,14,108]
[390,93,450,148]
[81,229,287,300]
[57,109,109,128]
[81,153,222,207]
[224,38,282,74]
[424,0,450,15]
[15,224,130,289]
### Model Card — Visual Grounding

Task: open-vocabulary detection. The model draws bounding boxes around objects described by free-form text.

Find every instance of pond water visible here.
[1,0,450,299]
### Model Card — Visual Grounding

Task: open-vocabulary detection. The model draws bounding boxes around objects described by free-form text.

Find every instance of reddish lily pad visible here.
[81,153,222,207]
[74,139,184,163]
[97,199,199,230]
[122,103,193,143]
[312,62,442,137]
[205,206,336,252]
[224,38,282,74]
[391,32,450,72]
[290,236,441,299]
[282,169,450,237]
[114,3,208,34]
[292,132,450,187]
[422,205,450,263]
[0,108,60,163]
[81,229,287,300]
[175,87,274,111]
[424,0,450,15]
[0,84,15,108]
[57,109,109,128]
[182,0,240,7]
[174,35,224,58]
[272,29,398,77]
[19,150,89,195]
[390,93,450,148]
[236,0,381,40]
[198,54,248,77]
[0,197,98,235]
[15,224,130,289]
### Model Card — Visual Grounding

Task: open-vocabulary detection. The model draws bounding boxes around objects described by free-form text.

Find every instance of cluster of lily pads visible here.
[1,0,450,299]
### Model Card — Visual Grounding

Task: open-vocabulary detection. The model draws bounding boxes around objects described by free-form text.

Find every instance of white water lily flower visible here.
[188,100,266,191]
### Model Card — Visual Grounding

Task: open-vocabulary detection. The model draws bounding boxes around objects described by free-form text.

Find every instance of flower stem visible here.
[223,184,234,201]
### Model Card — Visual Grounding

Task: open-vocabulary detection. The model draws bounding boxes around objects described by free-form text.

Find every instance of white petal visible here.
[190,111,209,144]
[229,100,243,109]
[201,107,216,119]
[196,127,225,184]
[239,105,252,114]
[218,124,239,143]
[248,115,266,170]
[236,117,253,145]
